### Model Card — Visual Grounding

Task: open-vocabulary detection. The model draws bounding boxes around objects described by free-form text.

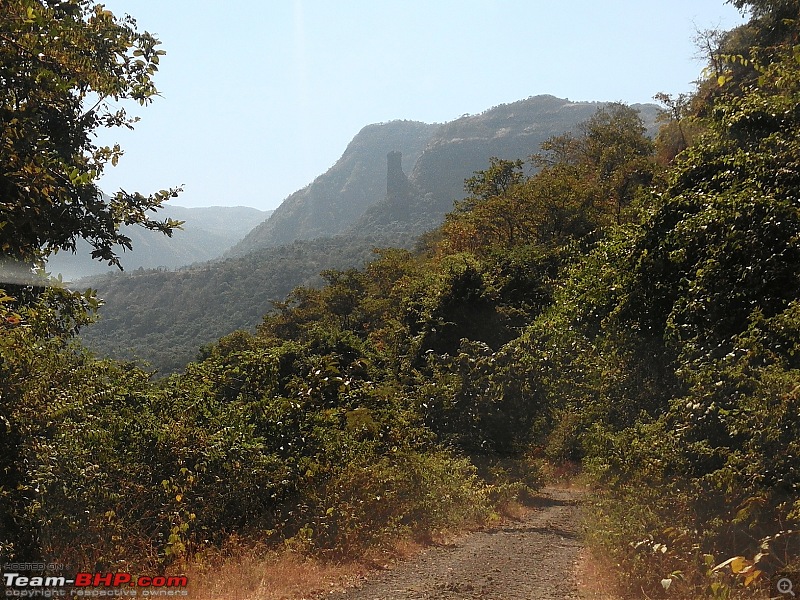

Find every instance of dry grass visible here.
[176,471,566,599]
[575,547,628,600]
[538,460,586,486]
[179,532,456,600]
[184,548,364,600]
[495,499,529,521]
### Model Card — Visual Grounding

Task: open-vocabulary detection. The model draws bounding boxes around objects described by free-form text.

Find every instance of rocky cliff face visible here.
[386,150,412,205]
[231,120,437,256]
[408,97,610,215]
[232,95,662,253]
[348,96,662,239]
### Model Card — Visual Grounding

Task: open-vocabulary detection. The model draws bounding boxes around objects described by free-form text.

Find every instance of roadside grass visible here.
[580,484,798,600]
[575,547,628,600]
[179,455,546,599]
[181,525,484,599]
[183,541,364,600]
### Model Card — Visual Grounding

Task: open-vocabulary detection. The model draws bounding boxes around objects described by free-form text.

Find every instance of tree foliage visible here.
[438,103,658,255]
[548,9,800,594]
[0,0,181,269]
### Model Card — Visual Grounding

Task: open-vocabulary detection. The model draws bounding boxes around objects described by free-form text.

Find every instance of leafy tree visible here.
[555,20,800,594]
[0,0,182,562]
[729,0,800,39]
[0,0,181,271]
[536,102,657,226]
[462,157,525,205]
[653,92,702,164]
[439,104,657,256]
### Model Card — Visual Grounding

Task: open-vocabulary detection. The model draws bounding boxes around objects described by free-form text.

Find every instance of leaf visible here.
[712,556,747,573]
[730,556,752,574]
[743,570,762,587]
[753,551,770,565]
[661,578,672,591]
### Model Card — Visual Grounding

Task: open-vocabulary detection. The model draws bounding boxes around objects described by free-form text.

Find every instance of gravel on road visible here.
[327,487,584,600]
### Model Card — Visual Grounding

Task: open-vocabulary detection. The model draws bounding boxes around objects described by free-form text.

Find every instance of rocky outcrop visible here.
[230,121,436,255]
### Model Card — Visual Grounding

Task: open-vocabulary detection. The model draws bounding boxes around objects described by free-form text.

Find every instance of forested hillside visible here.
[83,96,660,375]
[81,234,414,373]
[2,1,799,598]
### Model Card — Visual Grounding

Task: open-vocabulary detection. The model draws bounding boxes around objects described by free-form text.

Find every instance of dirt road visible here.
[328,487,584,600]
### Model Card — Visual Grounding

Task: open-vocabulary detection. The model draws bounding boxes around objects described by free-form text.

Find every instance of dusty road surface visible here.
[329,487,584,600]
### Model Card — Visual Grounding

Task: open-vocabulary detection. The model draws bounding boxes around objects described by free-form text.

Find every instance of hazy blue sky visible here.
[94,1,746,211]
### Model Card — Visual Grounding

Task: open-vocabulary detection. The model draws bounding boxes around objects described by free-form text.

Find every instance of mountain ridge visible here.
[232,120,438,255]
[232,95,661,253]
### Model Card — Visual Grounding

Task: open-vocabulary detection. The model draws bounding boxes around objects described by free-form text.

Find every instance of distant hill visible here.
[47,204,270,281]
[231,96,661,253]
